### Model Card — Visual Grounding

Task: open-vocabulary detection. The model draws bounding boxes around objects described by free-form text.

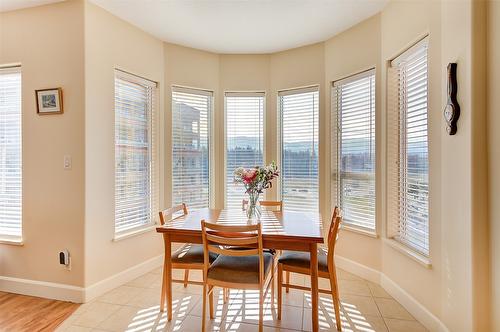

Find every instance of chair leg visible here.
[202,283,207,332]
[209,286,215,319]
[271,273,275,307]
[259,288,264,332]
[225,288,230,303]
[329,268,342,331]
[277,263,283,320]
[285,271,290,293]
[183,270,189,288]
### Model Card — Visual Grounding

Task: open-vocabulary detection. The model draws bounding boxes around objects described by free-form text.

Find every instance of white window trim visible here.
[277,85,320,210]
[386,36,431,258]
[0,65,22,243]
[171,85,214,209]
[223,91,266,208]
[331,68,377,236]
[114,69,159,237]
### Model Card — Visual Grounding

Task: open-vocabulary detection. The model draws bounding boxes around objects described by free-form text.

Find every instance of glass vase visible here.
[246,192,261,220]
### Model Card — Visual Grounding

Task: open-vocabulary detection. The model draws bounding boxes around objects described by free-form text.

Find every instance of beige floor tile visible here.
[384,318,428,332]
[60,326,92,332]
[96,305,184,332]
[126,272,159,288]
[303,308,387,332]
[171,314,221,332]
[339,279,372,296]
[337,269,364,281]
[367,282,392,299]
[98,285,144,305]
[189,288,233,318]
[340,294,381,317]
[374,298,414,320]
[72,302,122,328]
[279,288,305,308]
[226,295,303,331]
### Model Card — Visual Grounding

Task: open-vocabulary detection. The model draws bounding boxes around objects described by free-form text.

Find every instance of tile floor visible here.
[57,267,427,332]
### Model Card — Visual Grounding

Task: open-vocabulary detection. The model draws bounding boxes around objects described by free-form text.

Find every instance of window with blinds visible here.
[172,87,212,209]
[225,92,264,209]
[0,66,22,240]
[114,70,157,235]
[387,37,429,256]
[332,69,376,231]
[278,87,319,212]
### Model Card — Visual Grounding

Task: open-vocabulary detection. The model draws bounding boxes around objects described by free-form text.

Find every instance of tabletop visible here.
[156,208,324,243]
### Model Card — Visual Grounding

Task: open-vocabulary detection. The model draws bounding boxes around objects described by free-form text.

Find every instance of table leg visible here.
[310,243,319,332]
[160,235,173,321]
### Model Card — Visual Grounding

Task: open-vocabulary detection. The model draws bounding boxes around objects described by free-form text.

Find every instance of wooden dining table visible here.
[156,208,325,332]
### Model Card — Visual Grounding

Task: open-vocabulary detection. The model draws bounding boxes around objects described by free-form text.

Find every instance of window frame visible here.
[277,85,320,212]
[113,69,158,238]
[332,68,377,235]
[171,85,214,210]
[0,65,23,244]
[224,91,266,208]
[387,36,431,260]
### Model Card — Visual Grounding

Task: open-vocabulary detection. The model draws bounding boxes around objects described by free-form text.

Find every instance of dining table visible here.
[156,208,325,332]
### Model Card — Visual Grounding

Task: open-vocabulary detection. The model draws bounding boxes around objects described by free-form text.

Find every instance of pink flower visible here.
[242,169,257,184]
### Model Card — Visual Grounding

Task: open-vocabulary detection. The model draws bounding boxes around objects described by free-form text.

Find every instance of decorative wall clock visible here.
[443,63,460,135]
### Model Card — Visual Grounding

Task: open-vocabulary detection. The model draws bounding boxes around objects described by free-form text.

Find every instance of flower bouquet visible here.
[233,162,279,220]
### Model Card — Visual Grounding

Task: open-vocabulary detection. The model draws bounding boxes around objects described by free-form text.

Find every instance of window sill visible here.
[384,238,432,269]
[341,224,379,238]
[0,237,24,246]
[113,224,157,242]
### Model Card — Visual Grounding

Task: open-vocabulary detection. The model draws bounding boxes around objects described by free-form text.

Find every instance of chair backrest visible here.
[241,199,283,212]
[158,203,188,226]
[327,206,342,270]
[201,221,265,284]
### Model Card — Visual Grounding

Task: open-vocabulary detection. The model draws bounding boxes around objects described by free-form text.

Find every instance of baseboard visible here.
[0,275,85,302]
[335,254,448,332]
[84,254,164,302]
[0,254,164,304]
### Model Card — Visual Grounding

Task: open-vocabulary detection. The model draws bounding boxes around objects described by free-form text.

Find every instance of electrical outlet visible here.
[64,155,72,170]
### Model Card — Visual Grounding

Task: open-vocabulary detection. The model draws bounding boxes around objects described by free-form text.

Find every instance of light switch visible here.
[64,155,72,170]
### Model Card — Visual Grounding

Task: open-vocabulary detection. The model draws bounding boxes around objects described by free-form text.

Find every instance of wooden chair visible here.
[201,221,275,332]
[159,204,218,289]
[242,199,283,212]
[277,207,343,331]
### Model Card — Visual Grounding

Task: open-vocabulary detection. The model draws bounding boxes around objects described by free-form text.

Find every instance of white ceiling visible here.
[0,0,63,12]
[1,0,389,54]
[90,0,388,54]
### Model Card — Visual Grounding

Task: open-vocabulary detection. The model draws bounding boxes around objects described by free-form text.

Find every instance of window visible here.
[225,92,265,208]
[332,70,376,232]
[172,87,212,209]
[278,87,319,211]
[0,66,22,241]
[114,70,157,235]
[387,37,429,256]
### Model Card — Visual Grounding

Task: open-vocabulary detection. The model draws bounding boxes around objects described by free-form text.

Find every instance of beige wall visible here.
[324,14,382,271]
[84,2,165,286]
[488,1,500,330]
[380,0,444,322]
[0,0,85,286]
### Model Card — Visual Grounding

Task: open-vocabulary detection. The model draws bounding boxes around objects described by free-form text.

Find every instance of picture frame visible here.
[35,88,63,115]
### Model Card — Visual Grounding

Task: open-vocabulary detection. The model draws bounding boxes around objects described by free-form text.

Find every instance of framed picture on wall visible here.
[35,88,63,115]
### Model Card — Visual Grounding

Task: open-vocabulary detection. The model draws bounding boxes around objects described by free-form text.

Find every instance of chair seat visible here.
[278,249,329,273]
[208,252,274,284]
[172,244,218,264]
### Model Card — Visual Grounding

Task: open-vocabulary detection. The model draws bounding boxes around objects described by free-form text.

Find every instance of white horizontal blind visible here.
[0,66,22,240]
[279,87,319,212]
[172,87,212,209]
[225,92,264,209]
[332,70,376,231]
[388,38,430,256]
[114,70,157,235]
